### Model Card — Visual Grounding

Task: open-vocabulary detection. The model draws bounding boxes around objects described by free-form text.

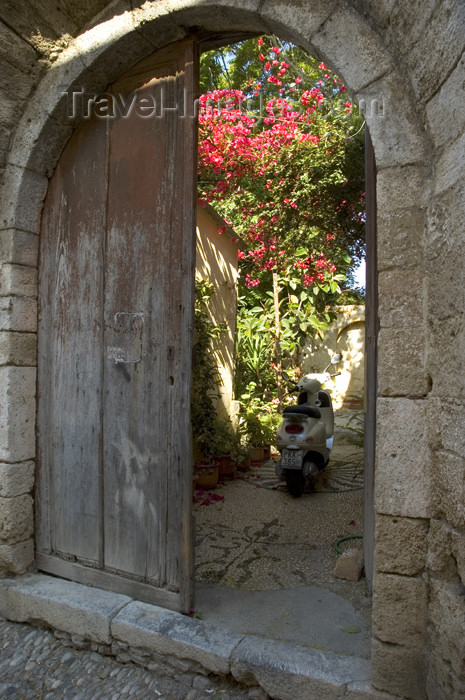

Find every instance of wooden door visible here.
[363,128,378,591]
[36,39,198,612]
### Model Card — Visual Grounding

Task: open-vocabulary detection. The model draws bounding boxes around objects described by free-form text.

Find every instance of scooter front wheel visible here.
[285,470,305,497]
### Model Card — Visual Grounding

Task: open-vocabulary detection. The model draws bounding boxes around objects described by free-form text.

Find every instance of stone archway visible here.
[0,2,435,696]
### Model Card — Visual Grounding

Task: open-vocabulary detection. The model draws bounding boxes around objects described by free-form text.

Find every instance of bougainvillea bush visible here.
[197,36,365,433]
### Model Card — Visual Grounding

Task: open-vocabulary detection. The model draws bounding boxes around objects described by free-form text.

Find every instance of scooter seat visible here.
[283,405,321,419]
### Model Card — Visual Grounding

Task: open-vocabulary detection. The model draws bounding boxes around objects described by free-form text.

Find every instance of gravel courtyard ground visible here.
[194,410,369,612]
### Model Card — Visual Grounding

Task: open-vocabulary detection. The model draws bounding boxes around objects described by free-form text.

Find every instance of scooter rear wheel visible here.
[285,470,305,497]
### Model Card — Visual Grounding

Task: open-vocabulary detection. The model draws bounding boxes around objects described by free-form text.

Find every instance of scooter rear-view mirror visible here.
[331,354,342,364]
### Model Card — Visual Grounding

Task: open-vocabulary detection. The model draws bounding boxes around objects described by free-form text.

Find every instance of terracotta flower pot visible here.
[250,446,265,464]
[213,454,235,480]
[236,455,251,472]
[263,445,271,461]
[194,462,219,489]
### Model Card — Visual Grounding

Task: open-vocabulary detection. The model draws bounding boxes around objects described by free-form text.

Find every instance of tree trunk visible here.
[272,271,284,411]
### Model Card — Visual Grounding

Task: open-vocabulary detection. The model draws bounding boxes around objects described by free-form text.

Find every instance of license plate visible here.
[281,449,303,469]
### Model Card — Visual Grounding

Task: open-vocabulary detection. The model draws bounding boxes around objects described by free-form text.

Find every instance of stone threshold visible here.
[0,573,386,700]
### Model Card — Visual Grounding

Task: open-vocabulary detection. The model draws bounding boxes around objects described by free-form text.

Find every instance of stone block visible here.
[426,53,465,151]
[345,680,401,700]
[0,366,36,463]
[0,61,35,127]
[427,183,465,322]
[0,296,37,332]
[0,264,37,298]
[376,164,431,213]
[73,10,156,90]
[0,1,76,46]
[378,268,423,329]
[129,5,187,53]
[230,636,370,699]
[377,208,426,272]
[429,400,465,471]
[0,230,39,267]
[133,0,268,51]
[406,0,465,106]
[367,0,436,56]
[426,653,465,700]
[0,94,27,134]
[435,130,465,196]
[112,599,243,675]
[7,113,73,178]
[372,573,427,646]
[375,514,428,576]
[375,398,433,518]
[0,22,41,77]
[0,164,48,234]
[0,461,35,497]
[311,5,393,92]
[0,494,33,543]
[371,638,426,700]
[60,0,112,28]
[355,71,427,169]
[451,529,465,586]
[0,538,34,576]
[431,450,465,528]
[427,519,459,579]
[0,332,37,366]
[10,40,99,130]
[334,548,364,581]
[80,0,132,32]
[259,0,335,47]
[0,124,10,169]
[427,319,465,401]
[429,579,465,678]
[377,328,429,398]
[0,573,131,643]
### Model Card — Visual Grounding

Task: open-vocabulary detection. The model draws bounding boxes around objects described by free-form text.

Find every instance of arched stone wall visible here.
[0,2,464,698]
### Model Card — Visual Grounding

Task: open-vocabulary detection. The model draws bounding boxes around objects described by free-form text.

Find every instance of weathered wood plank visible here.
[175,38,198,614]
[364,128,378,592]
[102,39,196,605]
[36,554,180,611]
[37,116,107,563]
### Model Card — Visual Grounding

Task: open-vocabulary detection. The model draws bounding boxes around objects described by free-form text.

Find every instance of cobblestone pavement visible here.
[0,618,263,700]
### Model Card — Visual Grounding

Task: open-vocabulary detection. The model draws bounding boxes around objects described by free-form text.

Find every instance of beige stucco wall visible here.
[303,305,365,409]
[195,205,239,422]
[0,1,464,697]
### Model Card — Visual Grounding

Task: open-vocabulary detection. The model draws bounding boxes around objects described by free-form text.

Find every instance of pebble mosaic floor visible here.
[194,412,370,610]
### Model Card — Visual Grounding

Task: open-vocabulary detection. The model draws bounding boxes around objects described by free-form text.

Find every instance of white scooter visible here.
[275,354,342,496]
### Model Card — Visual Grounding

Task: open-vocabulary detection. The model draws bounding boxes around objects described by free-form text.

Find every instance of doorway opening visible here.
[35,28,376,651]
[191,35,374,652]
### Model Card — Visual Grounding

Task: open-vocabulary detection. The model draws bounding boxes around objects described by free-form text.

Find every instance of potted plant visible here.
[193,459,219,489]
[238,396,279,463]
[207,418,237,480]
